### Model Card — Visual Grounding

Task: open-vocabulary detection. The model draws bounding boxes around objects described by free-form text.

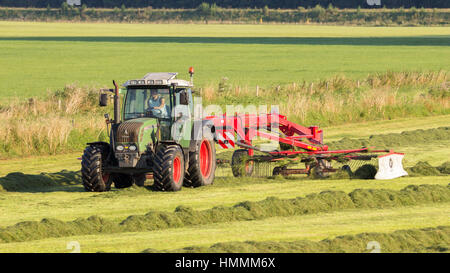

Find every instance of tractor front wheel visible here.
[153,144,185,191]
[81,145,112,192]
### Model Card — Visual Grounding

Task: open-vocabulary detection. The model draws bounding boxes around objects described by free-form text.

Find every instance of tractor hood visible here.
[115,118,158,153]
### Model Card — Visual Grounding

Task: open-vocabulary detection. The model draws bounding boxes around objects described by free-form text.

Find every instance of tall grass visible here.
[0,71,448,158]
[204,71,449,126]
[0,84,107,158]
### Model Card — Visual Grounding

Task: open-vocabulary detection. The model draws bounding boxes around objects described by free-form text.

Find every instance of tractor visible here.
[81,68,216,192]
[82,69,408,192]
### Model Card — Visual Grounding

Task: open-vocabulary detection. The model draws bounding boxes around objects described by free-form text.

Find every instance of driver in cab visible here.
[147,90,167,118]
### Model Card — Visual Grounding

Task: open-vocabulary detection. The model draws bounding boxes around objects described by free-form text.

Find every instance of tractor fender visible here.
[189,120,216,152]
[86,141,113,161]
[87,141,111,151]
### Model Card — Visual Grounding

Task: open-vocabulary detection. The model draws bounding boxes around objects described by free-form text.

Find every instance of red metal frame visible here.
[205,113,392,159]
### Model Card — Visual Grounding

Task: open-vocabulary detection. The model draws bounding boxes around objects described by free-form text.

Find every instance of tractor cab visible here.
[122,72,193,121]
[120,72,194,148]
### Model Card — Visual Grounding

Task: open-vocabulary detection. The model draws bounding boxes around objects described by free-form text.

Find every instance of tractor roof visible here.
[123,72,192,88]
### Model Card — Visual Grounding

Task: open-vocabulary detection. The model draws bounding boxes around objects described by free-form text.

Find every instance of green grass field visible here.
[0,22,449,99]
[0,21,448,253]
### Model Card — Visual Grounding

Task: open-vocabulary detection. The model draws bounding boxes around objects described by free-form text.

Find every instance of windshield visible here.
[124,88,171,120]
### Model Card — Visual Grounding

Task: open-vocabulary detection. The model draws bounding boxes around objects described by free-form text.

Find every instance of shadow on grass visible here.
[0,169,166,194]
[0,170,83,193]
[0,36,448,46]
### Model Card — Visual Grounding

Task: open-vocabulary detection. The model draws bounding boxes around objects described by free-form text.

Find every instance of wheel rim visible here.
[173,157,181,184]
[199,140,212,178]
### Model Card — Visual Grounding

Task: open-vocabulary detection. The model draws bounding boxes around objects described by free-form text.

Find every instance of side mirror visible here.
[99,93,108,107]
[180,90,189,105]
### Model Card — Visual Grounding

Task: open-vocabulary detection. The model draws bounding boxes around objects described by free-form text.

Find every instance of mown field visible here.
[0,115,449,253]
[0,21,448,253]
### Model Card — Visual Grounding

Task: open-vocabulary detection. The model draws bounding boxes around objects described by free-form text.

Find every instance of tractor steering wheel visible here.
[146,108,162,117]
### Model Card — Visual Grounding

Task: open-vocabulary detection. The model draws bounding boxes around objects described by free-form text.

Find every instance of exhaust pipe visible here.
[113,80,120,124]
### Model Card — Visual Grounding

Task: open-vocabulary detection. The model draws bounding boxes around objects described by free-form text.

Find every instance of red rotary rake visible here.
[206,113,408,179]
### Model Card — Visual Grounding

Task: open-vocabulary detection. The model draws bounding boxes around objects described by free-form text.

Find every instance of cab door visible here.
[171,88,192,148]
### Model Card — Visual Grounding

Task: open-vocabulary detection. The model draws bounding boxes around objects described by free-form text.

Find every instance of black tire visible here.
[354,164,377,179]
[113,174,133,189]
[81,145,112,192]
[341,165,353,176]
[153,144,185,191]
[272,166,287,176]
[134,174,147,186]
[310,159,332,178]
[273,166,281,176]
[184,130,216,188]
[112,173,146,188]
[231,149,254,177]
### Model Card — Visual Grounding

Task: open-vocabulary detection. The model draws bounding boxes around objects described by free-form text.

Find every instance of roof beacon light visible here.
[189,67,194,85]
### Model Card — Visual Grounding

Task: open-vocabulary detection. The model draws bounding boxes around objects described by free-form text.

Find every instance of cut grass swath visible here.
[0,184,448,243]
[142,226,450,253]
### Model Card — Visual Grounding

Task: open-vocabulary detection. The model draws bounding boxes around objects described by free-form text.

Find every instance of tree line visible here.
[0,0,449,9]
[1,5,448,26]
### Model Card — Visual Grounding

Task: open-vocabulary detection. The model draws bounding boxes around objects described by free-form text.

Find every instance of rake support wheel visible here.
[231,149,254,177]
[311,159,332,178]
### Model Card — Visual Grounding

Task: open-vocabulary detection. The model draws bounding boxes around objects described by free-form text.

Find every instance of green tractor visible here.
[81,68,216,192]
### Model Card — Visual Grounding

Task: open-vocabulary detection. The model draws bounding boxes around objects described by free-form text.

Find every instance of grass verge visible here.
[1,71,448,158]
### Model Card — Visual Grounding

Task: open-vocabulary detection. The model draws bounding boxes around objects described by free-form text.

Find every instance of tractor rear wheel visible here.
[153,144,185,191]
[231,149,254,177]
[184,131,216,187]
[81,145,112,192]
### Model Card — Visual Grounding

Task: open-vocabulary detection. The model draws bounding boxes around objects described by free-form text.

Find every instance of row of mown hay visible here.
[328,127,450,150]
[0,184,449,243]
[143,226,450,253]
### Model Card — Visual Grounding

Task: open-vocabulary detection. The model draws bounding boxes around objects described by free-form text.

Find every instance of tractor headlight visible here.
[129,145,137,151]
[116,145,124,151]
